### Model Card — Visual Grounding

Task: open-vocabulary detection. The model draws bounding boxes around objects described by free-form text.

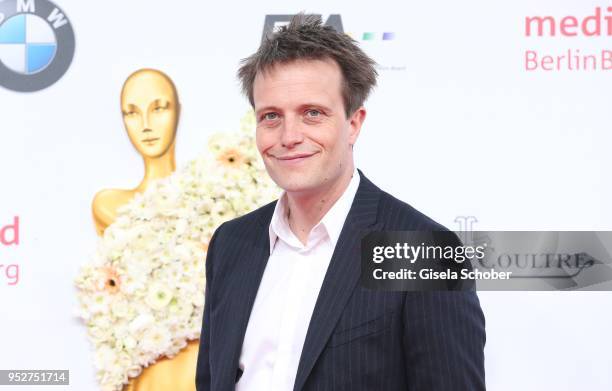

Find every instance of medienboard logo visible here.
[524,6,612,72]
[0,0,74,92]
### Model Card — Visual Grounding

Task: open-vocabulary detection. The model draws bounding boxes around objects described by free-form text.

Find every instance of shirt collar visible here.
[268,167,360,253]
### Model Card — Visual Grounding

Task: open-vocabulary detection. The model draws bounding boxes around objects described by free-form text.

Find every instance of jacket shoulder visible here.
[214,199,277,238]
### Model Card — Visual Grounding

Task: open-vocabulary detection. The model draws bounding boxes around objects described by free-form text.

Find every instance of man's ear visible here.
[348,107,366,146]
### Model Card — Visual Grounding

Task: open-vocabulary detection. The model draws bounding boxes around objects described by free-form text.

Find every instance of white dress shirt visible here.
[235,168,360,391]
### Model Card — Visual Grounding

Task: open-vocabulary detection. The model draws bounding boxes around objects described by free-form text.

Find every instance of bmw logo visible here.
[0,0,74,92]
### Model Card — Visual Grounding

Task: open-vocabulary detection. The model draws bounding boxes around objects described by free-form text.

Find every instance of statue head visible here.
[120,69,180,158]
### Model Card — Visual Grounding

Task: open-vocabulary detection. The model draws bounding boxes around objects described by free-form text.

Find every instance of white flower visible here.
[145,284,173,310]
[123,336,137,350]
[89,293,110,314]
[95,344,117,369]
[126,365,142,378]
[140,325,171,353]
[128,313,154,333]
[111,299,130,318]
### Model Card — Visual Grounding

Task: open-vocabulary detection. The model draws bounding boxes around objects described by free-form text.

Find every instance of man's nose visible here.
[280,116,304,148]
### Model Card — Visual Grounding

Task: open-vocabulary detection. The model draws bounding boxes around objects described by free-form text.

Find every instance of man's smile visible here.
[273,151,319,164]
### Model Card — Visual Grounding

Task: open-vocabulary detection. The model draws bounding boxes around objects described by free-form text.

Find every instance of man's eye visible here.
[263,113,278,121]
[306,109,321,117]
[123,111,136,117]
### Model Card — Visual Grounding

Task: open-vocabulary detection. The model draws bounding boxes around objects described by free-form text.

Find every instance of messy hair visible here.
[237,13,378,117]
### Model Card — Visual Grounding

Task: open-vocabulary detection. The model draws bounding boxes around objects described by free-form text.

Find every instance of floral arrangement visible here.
[74,112,280,391]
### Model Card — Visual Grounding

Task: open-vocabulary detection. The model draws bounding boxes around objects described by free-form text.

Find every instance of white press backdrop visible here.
[0,0,611,390]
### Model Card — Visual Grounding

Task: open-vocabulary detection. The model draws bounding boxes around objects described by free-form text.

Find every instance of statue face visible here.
[120,70,179,158]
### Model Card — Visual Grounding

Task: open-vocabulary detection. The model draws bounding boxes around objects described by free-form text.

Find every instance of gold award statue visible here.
[92,68,199,391]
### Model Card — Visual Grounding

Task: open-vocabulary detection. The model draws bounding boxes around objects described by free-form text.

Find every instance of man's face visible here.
[253,58,365,196]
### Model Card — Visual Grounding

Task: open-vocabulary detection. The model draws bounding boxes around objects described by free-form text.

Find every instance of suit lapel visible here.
[292,169,383,391]
[217,202,275,389]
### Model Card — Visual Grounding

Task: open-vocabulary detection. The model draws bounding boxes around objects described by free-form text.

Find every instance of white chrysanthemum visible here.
[75,111,281,391]
[140,324,172,354]
[145,283,173,310]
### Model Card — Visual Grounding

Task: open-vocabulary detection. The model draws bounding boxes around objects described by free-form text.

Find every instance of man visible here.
[196,14,486,391]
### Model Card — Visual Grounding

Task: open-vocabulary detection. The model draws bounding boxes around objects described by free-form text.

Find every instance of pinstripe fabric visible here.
[196,169,486,391]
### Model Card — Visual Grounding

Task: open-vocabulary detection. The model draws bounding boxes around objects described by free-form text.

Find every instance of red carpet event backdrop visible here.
[0,0,611,390]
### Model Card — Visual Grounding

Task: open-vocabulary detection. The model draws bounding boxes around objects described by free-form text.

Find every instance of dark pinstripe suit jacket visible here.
[196,169,486,391]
